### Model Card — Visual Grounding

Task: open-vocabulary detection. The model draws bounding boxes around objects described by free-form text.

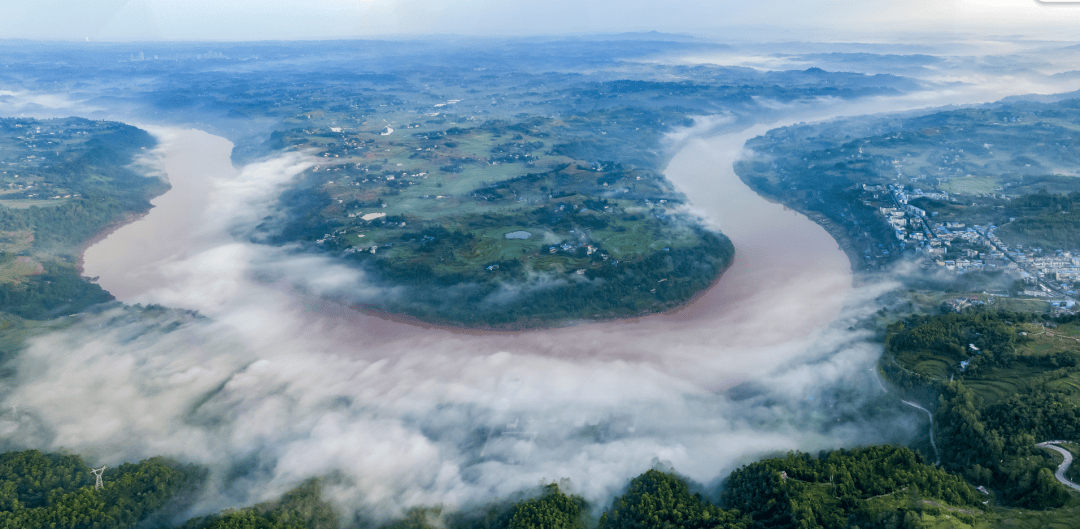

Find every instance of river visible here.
[82,116,855,390]
[67,93,998,508]
[83,126,229,300]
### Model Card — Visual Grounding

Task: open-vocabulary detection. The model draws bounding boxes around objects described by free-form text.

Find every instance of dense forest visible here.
[0,446,1027,529]
[882,309,1080,508]
[721,446,980,528]
[179,480,338,529]
[600,470,748,529]
[0,450,203,529]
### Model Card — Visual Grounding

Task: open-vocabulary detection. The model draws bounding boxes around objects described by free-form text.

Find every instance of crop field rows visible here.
[892,317,1080,406]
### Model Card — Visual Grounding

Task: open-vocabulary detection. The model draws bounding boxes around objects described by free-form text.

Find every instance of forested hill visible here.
[882,309,1080,513]
[722,446,980,528]
[0,450,202,529]
[0,446,1022,529]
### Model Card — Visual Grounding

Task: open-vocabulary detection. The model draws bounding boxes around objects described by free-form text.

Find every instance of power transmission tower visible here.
[91,465,106,490]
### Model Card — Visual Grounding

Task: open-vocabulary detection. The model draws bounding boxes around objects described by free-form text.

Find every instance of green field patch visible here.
[939,175,1003,195]
[1022,341,1060,356]
[965,361,1080,405]
[996,298,1052,313]
[980,500,1080,528]
[913,356,954,379]
[0,199,66,209]
[860,491,982,529]
[1018,323,1080,356]
[896,347,958,379]
[460,234,533,265]
[590,223,667,258]
[965,378,1026,405]
[531,254,568,272]
[1044,374,1080,393]
[0,230,33,253]
[0,255,44,284]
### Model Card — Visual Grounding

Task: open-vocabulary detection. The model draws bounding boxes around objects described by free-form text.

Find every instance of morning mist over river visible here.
[83,86,1031,381]
[83,116,857,386]
[1,32,1077,522]
[60,83,1022,513]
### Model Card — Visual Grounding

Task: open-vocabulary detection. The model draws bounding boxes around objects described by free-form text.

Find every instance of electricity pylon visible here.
[91,465,106,490]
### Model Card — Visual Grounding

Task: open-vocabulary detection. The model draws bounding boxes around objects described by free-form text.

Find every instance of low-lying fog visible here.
[3,40,1078,521]
[68,122,889,515]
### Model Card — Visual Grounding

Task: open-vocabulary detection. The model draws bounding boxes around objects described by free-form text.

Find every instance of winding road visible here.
[902,400,941,466]
[1036,441,1080,492]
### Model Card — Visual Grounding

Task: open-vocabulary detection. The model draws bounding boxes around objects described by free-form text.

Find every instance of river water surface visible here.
[83,127,226,299]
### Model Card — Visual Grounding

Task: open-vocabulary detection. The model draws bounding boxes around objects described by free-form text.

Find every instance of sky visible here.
[2,0,1080,42]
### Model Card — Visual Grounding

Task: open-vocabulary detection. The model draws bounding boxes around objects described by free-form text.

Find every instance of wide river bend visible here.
[70,97,988,507]
[83,119,853,389]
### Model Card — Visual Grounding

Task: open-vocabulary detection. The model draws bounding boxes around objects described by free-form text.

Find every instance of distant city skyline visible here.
[2,0,1080,42]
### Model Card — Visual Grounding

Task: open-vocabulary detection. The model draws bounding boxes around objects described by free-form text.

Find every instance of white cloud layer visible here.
[10,122,916,520]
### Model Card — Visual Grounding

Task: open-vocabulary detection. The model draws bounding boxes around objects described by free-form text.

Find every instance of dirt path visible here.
[1025,326,1080,344]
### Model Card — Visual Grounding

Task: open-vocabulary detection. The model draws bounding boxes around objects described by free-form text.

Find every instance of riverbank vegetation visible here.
[734,97,1080,271]
[0,117,163,320]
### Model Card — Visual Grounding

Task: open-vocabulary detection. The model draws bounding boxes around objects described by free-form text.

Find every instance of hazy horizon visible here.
[4,0,1080,43]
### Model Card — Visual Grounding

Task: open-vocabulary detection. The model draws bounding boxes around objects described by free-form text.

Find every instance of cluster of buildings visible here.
[867,183,1078,314]
[944,297,988,313]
